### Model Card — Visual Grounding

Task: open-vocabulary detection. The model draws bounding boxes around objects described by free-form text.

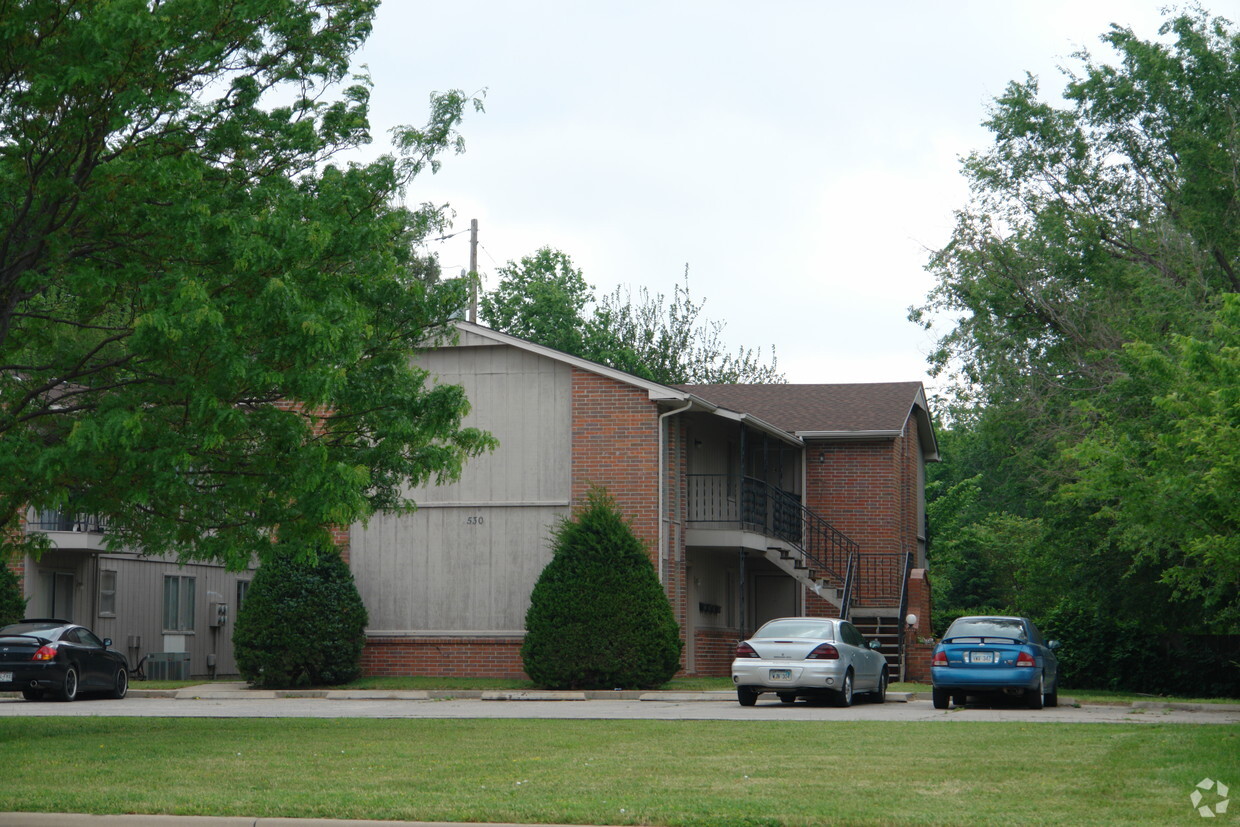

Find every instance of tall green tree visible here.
[589,270,783,384]
[482,250,782,384]
[0,1,494,568]
[915,10,1240,633]
[479,247,594,355]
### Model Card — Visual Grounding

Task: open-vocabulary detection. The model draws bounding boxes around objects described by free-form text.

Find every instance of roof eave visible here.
[794,430,903,440]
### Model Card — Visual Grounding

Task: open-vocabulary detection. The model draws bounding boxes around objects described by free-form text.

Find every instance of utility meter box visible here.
[209,602,228,627]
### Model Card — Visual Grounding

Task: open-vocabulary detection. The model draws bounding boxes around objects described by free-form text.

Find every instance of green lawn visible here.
[1,718,1235,825]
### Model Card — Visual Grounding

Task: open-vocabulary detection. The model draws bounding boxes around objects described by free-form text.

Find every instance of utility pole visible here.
[468,218,479,323]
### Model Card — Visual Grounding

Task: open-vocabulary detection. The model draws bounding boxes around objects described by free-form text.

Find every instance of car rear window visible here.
[0,622,62,637]
[945,618,1027,641]
[753,620,835,640]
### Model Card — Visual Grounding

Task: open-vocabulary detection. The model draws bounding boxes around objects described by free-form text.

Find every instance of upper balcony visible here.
[686,474,858,587]
[25,509,109,552]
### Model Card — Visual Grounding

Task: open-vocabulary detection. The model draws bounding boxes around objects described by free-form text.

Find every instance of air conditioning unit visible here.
[145,652,191,681]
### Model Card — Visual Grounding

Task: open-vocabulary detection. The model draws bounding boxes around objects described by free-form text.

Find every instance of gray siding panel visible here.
[80,553,255,678]
[351,343,573,634]
[353,504,564,632]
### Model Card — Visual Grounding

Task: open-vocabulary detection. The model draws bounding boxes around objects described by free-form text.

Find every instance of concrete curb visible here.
[121,686,919,703]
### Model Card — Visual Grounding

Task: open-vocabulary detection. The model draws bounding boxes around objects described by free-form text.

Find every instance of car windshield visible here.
[946,618,1027,642]
[752,620,835,641]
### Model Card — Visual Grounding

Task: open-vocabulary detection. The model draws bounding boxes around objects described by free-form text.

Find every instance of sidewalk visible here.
[1,816,612,827]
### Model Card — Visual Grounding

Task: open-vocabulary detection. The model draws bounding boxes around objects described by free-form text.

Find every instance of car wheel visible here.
[1044,681,1058,708]
[872,670,888,703]
[57,667,78,702]
[777,692,796,704]
[737,687,759,707]
[21,688,45,702]
[932,687,950,710]
[834,671,854,707]
[1027,673,1045,709]
[111,667,129,700]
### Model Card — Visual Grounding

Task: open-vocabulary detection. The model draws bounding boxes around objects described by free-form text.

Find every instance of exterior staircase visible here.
[850,610,904,681]
[761,540,846,610]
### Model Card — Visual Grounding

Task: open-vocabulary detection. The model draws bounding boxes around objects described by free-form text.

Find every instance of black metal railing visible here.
[687,474,859,585]
[839,552,859,620]
[26,510,107,534]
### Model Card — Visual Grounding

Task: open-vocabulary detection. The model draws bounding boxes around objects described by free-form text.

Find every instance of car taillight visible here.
[1016,651,1036,667]
[932,650,948,666]
[32,644,57,661]
[734,641,759,658]
[806,643,839,660]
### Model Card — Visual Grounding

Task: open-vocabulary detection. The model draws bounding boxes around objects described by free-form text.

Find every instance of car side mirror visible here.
[868,640,883,650]
[103,638,112,648]
[1047,640,1060,650]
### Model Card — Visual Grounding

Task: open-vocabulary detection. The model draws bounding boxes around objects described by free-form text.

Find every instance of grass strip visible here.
[0,718,1235,825]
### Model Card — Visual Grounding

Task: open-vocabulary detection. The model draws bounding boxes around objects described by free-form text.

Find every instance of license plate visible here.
[968,651,995,664]
[769,669,792,680]
[0,672,11,682]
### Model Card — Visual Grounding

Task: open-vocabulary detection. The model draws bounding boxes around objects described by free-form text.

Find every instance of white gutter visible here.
[657,400,693,585]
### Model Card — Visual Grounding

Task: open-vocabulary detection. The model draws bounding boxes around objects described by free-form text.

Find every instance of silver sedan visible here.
[731,617,889,707]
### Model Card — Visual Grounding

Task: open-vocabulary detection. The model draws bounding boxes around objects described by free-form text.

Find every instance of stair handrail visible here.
[838,552,858,621]
[742,476,858,586]
[895,548,913,681]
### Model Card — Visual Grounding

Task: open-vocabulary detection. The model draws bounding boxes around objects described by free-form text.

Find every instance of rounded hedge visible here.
[232,545,368,688]
[522,489,682,689]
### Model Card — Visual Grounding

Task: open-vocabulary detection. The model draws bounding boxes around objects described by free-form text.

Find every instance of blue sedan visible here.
[931,615,1060,709]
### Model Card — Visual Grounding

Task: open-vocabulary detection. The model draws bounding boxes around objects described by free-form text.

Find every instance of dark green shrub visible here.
[232,545,368,688]
[0,556,26,626]
[1039,599,1240,696]
[522,488,682,689]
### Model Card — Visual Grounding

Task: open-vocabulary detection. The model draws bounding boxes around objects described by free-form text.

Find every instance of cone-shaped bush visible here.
[232,545,368,688]
[0,557,26,626]
[522,488,682,689]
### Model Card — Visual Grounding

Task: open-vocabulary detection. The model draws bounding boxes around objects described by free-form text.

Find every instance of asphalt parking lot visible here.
[2,684,1237,723]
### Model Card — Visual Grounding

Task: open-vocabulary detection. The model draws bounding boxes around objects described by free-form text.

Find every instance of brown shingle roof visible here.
[678,382,927,435]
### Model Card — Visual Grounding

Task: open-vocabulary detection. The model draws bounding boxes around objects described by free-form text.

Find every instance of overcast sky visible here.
[351,1,1177,388]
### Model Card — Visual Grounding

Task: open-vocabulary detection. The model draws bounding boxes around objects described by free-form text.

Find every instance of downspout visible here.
[800,443,808,616]
[658,400,693,586]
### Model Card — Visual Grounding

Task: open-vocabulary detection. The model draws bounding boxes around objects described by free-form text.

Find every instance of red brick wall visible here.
[330,525,350,565]
[904,642,934,684]
[905,568,932,638]
[694,628,738,676]
[570,368,661,549]
[805,424,924,606]
[803,589,843,619]
[361,636,527,678]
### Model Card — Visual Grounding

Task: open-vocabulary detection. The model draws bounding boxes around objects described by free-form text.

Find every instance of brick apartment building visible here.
[352,321,938,680]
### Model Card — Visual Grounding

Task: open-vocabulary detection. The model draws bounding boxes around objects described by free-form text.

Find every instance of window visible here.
[98,570,116,617]
[79,628,105,648]
[236,580,250,611]
[163,575,196,632]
